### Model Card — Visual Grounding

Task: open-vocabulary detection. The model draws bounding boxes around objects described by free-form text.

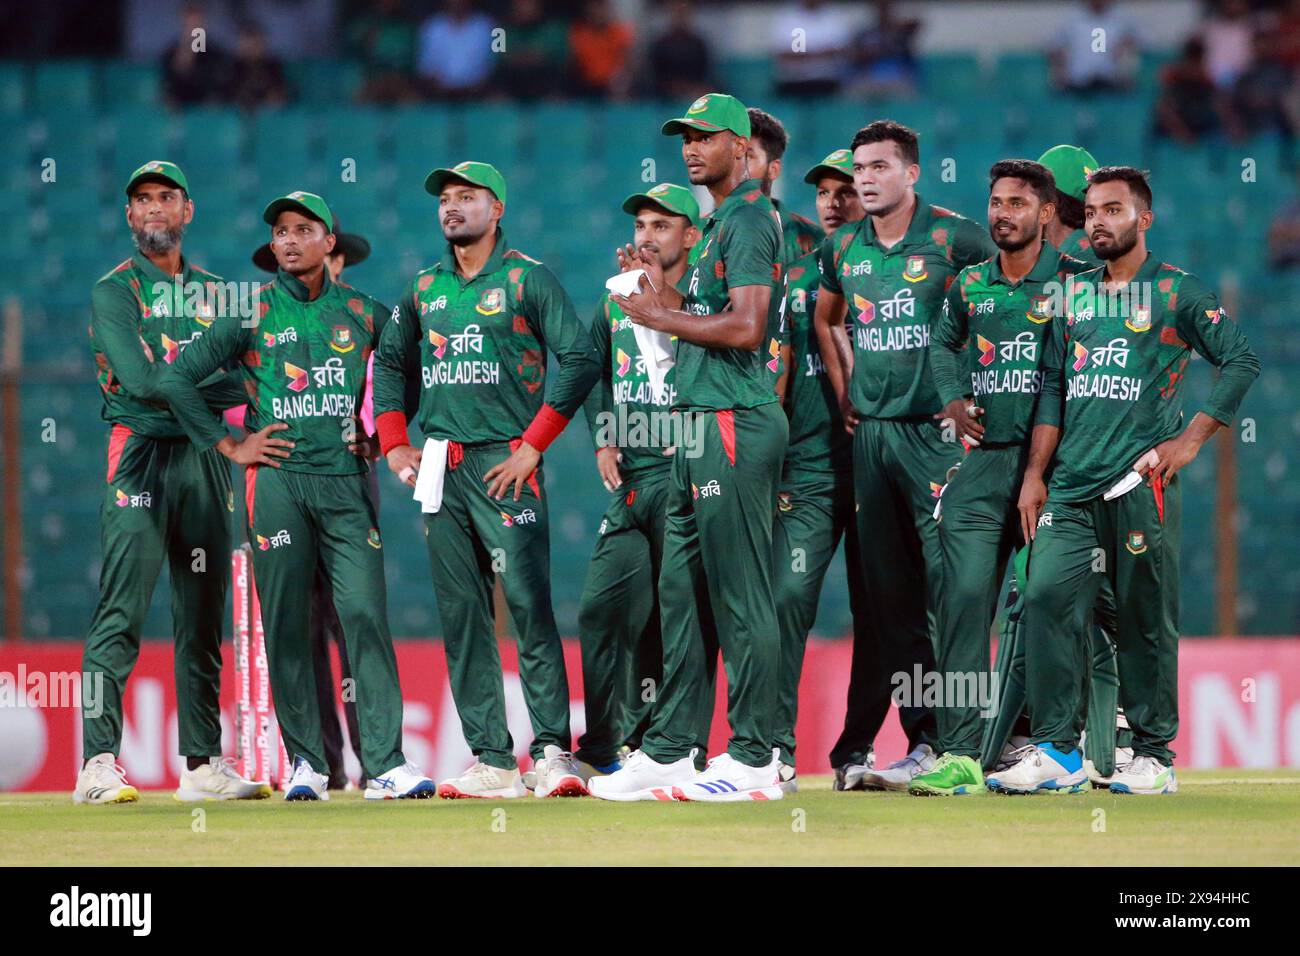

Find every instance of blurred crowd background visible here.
[1,0,1297,641]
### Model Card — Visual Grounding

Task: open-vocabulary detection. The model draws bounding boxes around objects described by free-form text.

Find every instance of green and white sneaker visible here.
[908,753,984,796]
[1108,755,1177,795]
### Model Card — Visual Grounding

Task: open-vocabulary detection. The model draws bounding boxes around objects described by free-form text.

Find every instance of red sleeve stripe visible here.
[376,410,410,456]
[521,403,569,453]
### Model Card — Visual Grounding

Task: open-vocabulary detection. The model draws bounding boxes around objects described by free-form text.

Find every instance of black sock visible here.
[186,756,209,771]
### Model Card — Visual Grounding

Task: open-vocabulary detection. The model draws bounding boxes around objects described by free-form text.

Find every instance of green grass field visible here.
[3,770,1297,866]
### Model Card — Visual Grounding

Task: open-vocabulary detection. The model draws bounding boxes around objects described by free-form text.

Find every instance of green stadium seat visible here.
[32,61,96,113]
[0,62,26,116]
[100,62,162,109]
[925,53,982,96]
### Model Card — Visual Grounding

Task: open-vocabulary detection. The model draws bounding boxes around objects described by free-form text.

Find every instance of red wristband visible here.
[375,411,410,456]
[522,403,570,453]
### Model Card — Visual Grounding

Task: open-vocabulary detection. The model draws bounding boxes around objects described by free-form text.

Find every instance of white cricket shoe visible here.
[1108,755,1178,795]
[284,756,330,801]
[778,761,798,794]
[174,757,272,801]
[992,734,1031,772]
[533,745,588,798]
[833,752,875,791]
[73,753,139,805]
[437,761,527,799]
[858,744,937,792]
[672,751,784,802]
[588,748,697,802]
[1084,746,1134,789]
[986,744,1088,794]
[364,761,436,800]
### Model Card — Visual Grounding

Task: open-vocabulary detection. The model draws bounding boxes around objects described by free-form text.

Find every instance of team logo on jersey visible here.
[1125,306,1152,334]
[1206,308,1223,324]
[1027,295,1052,324]
[160,333,179,364]
[263,331,277,348]
[1072,341,1090,372]
[476,287,505,316]
[777,491,793,513]
[625,489,637,506]
[226,489,235,513]
[1126,530,1147,555]
[284,362,309,392]
[499,510,514,527]
[331,326,355,353]
[853,293,875,324]
[977,334,996,367]
[929,481,943,499]
[428,329,448,359]
[151,296,169,318]
[114,489,129,508]
[767,338,780,373]
[257,529,292,550]
[692,482,699,500]
[903,256,928,283]
[367,528,382,549]
[616,348,631,377]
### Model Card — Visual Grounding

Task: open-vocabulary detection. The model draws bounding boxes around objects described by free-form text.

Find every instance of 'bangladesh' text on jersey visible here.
[1036,254,1260,502]
[818,196,997,420]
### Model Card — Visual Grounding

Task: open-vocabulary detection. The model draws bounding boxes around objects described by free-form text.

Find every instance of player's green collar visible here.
[861,192,935,252]
[439,227,508,279]
[706,179,765,222]
[276,265,334,302]
[1098,250,1159,286]
[131,251,192,284]
[986,241,1060,287]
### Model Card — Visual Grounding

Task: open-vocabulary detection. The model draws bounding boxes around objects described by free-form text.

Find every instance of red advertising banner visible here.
[1,638,1297,791]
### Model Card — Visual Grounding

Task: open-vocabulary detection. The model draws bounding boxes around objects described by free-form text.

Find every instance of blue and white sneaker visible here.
[671,751,784,802]
[986,743,1089,794]
[284,756,329,802]
[364,761,436,800]
[1108,755,1178,795]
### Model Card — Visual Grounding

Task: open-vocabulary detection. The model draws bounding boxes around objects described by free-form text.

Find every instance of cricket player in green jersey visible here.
[160,189,434,802]
[983,143,1132,786]
[992,167,1260,795]
[576,184,703,779]
[595,92,789,802]
[75,160,270,806]
[909,159,1086,796]
[746,108,823,267]
[813,121,997,791]
[769,147,868,792]
[372,162,602,799]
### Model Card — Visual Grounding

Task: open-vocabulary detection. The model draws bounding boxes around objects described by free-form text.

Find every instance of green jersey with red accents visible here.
[1058,228,1101,267]
[773,198,822,266]
[161,269,389,475]
[931,243,1087,446]
[677,178,784,412]
[90,253,245,438]
[372,229,600,444]
[582,292,678,480]
[817,196,997,420]
[1036,254,1260,502]
[783,249,851,479]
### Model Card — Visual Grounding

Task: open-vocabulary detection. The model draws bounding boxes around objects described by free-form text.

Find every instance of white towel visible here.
[413,437,449,513]
[1103,450,1161,501]
[605,268,675,400]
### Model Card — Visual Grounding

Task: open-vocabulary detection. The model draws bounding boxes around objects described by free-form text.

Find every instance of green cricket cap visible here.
[424,161,507,205]
[262,190,334,230]
[804,148,854,185]
[661,92,750,138]
[621,183,701,228]
[1036,145,1099,202]
[124,160,189,197]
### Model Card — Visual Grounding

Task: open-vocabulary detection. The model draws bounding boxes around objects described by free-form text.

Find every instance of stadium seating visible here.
[5,54,1296,638]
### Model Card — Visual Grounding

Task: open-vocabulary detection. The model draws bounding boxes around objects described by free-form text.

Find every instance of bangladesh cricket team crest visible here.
[1027,295,1052,324]
[903,255,928,282]
[476,287,505,316]
[777,491,793,513]
[367,528,382,549]
[1126,530,1147,555]
[330,325,355,353]
[1126,305,1152,333]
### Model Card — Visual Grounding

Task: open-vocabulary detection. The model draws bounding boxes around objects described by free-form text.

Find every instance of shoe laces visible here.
[91,758,131,786]
[929,752,958,773]
[210,756,245,780]
[1007,744,1041,767]
[469,761,504,784]
[1126,755,1161,776]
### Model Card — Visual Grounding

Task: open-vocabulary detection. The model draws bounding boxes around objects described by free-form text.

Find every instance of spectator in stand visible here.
[569,0,635,99]
[1225,31,1297,148]
[648,1,714,101]
[1154,37,1225,143]
[350,0,419,105]
[1267,171,1300,268]
[1274,0,1300,71]
[846,0,921,98]
[499,0,570,100]
[416,0,495,101]
[227,22,290,110]
[1050,0,1141,93]
[1202,0,1257,91]
[161,3,232,108]
[771,0,857,97]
